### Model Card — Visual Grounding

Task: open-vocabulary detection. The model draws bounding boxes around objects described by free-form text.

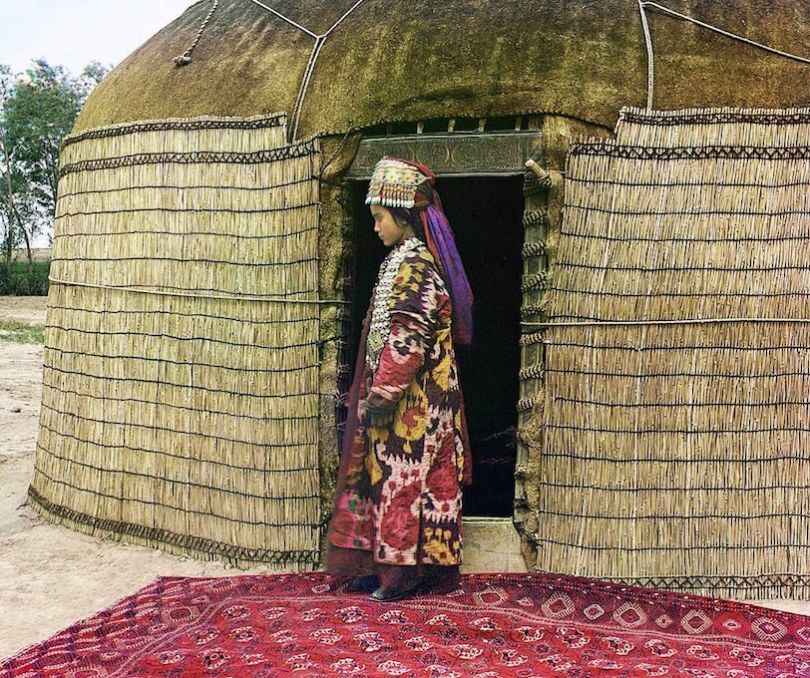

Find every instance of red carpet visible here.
[2,573,810,677]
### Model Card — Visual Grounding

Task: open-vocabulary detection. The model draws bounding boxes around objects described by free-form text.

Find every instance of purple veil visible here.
[421,193,474,348]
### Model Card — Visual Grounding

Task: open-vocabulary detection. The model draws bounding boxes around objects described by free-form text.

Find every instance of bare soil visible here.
[0,296,48,326]
[0,296,807,661]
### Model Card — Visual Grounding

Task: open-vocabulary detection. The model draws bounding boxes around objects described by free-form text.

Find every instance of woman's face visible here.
[370,205,406,247]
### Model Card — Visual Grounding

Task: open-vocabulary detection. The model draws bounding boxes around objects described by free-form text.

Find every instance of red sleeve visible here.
[366,253,436,412]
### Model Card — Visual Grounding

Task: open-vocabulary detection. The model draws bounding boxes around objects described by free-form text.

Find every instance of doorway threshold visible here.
[461,517,526,573]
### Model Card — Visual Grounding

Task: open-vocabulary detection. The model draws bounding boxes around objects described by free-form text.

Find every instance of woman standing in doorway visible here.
[326,157,474,601]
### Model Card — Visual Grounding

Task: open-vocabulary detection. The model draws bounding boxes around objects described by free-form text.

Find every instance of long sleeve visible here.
[366,253,438,415]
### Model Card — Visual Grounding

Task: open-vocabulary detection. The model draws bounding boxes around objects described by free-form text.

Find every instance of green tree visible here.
[0,59,108,263]
[0,64,30,262]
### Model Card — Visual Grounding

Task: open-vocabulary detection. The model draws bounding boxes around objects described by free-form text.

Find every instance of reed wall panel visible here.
[30,115,323,568]
[615,107,810,147]
[60,115,288,165]
[536,127,810,598]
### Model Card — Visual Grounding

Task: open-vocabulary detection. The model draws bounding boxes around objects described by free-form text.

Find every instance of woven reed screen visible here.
[535,114,810,598]
[30,114,323,569]
[616,106,810,147]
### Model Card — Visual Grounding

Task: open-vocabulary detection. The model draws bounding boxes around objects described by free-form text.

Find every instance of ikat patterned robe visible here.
[329,244,468,566]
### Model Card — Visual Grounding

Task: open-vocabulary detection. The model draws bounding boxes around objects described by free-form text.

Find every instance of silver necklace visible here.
[366,237,423,371]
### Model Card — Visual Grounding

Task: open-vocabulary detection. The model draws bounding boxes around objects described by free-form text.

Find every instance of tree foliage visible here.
[0,59,108,263]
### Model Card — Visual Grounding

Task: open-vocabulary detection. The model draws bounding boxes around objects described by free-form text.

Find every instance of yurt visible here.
[30,0,810,598]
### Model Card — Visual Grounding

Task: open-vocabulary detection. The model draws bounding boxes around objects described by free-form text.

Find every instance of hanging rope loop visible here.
[174,0,219,67]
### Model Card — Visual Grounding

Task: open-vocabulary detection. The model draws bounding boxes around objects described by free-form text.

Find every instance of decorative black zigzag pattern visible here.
[28,486,320,565]
[59,143,317,178]
[620,110,810,127]
[62,114,287,148]
[570,143,810,161]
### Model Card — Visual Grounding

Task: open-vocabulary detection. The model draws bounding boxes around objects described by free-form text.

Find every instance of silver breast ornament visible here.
[366,237,423,371]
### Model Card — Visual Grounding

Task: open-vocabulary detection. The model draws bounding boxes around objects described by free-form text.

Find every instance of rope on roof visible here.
[639,1,810,109]
[291,37,326,143]
[244,0,318,38]
[288,0,369,142]
[174,0,219,66]
[170,0,369,139]
[637,0,654,111]
[242,0,369,141]
[321,0,369,40]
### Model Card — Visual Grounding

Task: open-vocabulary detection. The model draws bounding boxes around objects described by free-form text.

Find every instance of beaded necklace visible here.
[366,236,424,371]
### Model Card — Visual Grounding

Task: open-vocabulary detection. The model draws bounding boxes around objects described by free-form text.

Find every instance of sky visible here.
[0,0,194,76]
[0,1,194,246]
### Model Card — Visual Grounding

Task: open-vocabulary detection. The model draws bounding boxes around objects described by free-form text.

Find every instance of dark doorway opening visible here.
[346,176,524,517]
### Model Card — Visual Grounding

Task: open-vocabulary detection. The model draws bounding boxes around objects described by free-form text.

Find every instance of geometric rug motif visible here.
[2,573,809,677]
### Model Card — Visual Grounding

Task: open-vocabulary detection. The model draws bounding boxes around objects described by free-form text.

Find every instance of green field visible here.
[0,260,50,295]
[0,319,45,344]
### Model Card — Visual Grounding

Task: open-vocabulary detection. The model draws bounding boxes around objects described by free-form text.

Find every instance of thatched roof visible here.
[76,0,810,137]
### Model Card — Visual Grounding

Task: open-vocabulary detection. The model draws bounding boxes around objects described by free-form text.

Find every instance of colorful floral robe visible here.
[328,243,470,567]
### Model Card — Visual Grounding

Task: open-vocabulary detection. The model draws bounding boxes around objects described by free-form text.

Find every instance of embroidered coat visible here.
[328,240,470,567]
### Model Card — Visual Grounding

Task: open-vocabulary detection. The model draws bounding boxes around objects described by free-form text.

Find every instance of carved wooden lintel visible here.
[347,131,541,178]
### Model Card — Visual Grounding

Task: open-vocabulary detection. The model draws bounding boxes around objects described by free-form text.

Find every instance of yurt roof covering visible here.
[75,0,810,137]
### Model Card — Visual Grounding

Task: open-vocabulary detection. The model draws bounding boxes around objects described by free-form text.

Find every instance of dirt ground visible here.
[1,296,808,661]
[0,295,49,325]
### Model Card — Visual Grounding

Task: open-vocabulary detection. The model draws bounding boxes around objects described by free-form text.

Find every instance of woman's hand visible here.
[360,398,396,428]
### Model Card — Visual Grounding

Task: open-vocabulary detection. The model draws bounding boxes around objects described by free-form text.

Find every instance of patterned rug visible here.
[2,573,810,677]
